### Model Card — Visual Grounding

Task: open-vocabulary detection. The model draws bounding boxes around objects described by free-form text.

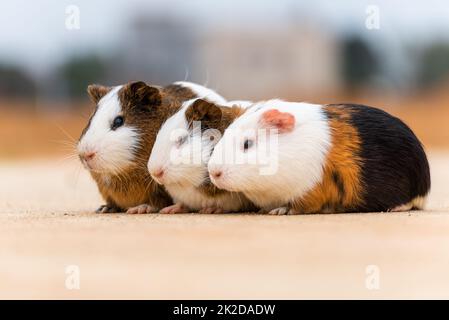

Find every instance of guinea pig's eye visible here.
[176,135,188,147]
[243,139,254,151]
[111,116,124,130]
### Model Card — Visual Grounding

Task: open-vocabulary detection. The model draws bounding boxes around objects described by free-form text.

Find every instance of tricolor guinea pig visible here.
[77,81,226,213]
[208,100,431,214]
[147,98,256,214]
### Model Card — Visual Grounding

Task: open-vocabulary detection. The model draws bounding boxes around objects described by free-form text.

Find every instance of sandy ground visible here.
[0,151,449,299]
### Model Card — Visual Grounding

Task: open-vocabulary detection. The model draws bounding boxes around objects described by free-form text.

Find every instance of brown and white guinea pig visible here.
[147,98,257,214]
[77,81,227,213]
[208,100,431,215]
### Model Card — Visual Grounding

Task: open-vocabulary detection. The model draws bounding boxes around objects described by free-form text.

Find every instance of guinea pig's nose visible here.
[152,168,164,179]
[211,170,222,179]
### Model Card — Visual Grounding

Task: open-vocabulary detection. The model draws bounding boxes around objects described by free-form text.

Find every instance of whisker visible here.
[183,65,190,82]
[54,154,79,167]
[50,139,76,146]
[54,122,77,143]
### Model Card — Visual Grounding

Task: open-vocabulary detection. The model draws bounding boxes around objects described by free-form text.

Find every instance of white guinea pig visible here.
[147,98,255,214]
[208,99,430,215]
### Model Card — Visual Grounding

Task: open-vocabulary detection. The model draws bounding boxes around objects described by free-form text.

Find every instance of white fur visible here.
[412,196,426,209]
[148,83,229,187]
[77,85,140,175]
[166,184,249,212]
[148,98,252,212]
[208,99,332,211]
[174,81,227,105]
[148,100,205,187]
[226,100,253,109]
[390,196,426,212]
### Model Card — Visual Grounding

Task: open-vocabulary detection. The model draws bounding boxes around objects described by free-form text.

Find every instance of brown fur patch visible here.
[185,99,222,131]
[87,84,112,104]
[80,81,197,211]
[185,99,246,134]
[219,105,247,133]
[291,105,363,213]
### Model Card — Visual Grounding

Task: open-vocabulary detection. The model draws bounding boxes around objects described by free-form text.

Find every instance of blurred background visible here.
[2,0,449,300]
[1,0,449,158]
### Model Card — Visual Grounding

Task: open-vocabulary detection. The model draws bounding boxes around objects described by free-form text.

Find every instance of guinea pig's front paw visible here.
[159,203,190,214]
[199,207,224,214]
[268,207,292,215]
[96,205,121,213]
[126,204,157,214]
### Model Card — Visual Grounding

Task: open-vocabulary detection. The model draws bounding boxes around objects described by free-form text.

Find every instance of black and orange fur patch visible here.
[291,105,363,213]
[291,103,430,213]
[345,104,430,211]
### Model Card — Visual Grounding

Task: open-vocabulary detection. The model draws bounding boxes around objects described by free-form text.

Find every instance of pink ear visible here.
[260,109,295,133]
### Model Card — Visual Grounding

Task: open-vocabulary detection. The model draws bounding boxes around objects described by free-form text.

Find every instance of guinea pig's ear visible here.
[260,109,295,133]
[128,81,162,107]
[87,84,111,104]
[185,99,222,128]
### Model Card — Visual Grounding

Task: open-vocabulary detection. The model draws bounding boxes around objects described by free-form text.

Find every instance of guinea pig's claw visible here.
[159,204,189,214]
[126,204,157,214]
[199,207,224,214]
[268,207,291,215]
[96,205,120,214]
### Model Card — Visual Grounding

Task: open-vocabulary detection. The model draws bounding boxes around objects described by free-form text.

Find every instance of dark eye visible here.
[111,116,124,130]
[243,139,254,151]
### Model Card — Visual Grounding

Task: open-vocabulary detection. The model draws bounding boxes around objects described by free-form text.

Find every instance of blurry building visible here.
[193,24,341,100]
[115,14,196,85]
[115,16,341,100]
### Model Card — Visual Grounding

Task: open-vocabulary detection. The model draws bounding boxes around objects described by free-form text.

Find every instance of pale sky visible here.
[0,0,448,74]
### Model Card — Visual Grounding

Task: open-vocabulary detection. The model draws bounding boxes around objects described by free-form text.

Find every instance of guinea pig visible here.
[208,100,431,214]
[77,81,226,213]
[147,98,256,214]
